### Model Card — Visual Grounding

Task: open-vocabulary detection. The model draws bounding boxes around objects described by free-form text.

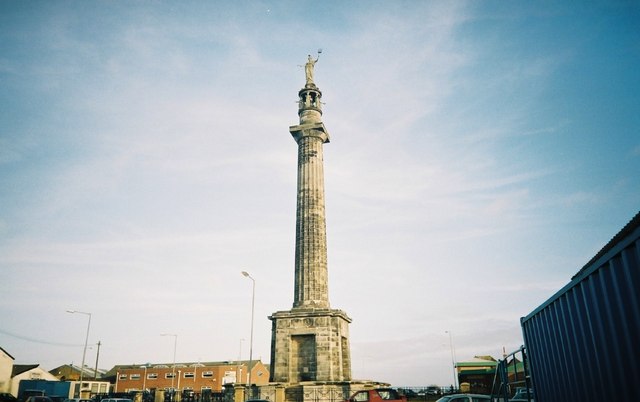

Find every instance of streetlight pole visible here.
[161,334,178,397]
[445,330,457,390]
[142,365,148,393]
[241,271,255,392]
[67,310,91,397]
[238,338,245,384]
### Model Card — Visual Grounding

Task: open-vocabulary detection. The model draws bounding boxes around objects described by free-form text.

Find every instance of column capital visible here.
[289,123,330,143]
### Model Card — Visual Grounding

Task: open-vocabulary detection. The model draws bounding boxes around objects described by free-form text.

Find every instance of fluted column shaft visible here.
[292,128,329,309]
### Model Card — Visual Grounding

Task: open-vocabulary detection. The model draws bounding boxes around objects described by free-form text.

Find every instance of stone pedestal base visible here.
[269,308,352,383]
[251,381,390,402]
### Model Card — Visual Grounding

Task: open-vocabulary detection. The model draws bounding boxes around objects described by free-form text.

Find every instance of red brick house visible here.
[106,360,268,394]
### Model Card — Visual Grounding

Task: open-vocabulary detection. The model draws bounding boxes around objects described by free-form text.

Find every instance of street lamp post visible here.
[67,310,91,397]
[237,338,245,384]
[241,271,255,392]
[142,365,148,393]
[445,330,458,390]
[161,334,178,397]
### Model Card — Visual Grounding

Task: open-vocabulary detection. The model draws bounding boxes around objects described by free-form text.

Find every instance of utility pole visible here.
[94,341,101,379]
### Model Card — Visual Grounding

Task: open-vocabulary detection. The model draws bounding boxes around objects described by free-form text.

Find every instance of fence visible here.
[490,346,533,402]
[283,387,348,402]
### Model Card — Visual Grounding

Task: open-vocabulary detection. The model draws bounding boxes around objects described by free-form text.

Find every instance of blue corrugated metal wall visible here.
[521,213,640,402]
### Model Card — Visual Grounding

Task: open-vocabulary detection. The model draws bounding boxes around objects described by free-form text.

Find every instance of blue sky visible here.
[1,1,638,387]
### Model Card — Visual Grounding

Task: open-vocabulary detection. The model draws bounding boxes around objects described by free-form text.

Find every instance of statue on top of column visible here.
[303,50,321,85]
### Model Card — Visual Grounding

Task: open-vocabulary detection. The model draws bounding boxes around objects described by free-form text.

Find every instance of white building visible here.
[0,347,15,393]
[10,364,60,397]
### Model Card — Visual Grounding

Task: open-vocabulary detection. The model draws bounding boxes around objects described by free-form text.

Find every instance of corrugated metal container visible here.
[17,379,72,400]
[521,212,640,402]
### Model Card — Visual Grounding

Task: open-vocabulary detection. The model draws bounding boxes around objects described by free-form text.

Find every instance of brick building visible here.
[107,361,268,394]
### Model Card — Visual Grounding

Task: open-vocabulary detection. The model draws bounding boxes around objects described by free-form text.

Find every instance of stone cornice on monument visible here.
[289,122,330,143]
[269,308,352,323]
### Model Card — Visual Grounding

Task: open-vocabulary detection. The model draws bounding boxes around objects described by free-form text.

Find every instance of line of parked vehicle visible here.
[3,386,532,402]
[0,396,134,402]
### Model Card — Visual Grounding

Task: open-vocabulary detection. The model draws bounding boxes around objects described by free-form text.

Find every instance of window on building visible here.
[119,374,127,380]
[147,373,158,380]
[222,371,237,385]
[184,372,194,379]
[201,371,213,378]
[131,374,141,380]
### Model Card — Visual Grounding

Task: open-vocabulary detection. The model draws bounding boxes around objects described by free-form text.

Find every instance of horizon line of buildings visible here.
[1,346,270,399]
[2,345,510,398]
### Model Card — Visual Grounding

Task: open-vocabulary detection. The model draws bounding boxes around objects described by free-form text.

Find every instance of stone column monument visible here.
[268,54,353,385]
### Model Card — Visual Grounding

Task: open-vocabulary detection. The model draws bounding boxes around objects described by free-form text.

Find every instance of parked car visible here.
[396,389,417,399]
[25,397,53,402]
[0,394,18,402]
[425,386,441,396]
[435,394,490,402]
[346,388,407,402]
[510,388,534,401]
[100,399,132,402]
[63,399,93,402]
